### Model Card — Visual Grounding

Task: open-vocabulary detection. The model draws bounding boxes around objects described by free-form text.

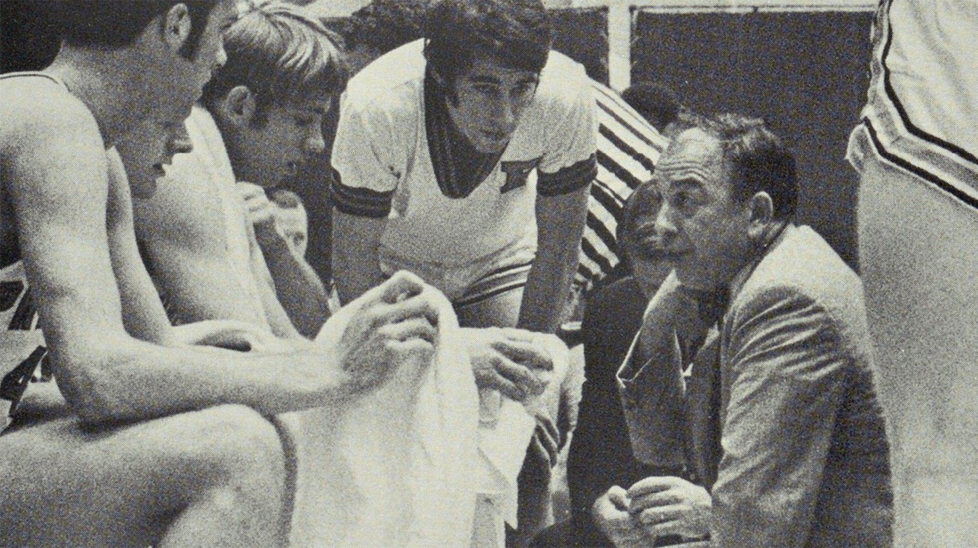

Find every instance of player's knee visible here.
[192,405,286,488]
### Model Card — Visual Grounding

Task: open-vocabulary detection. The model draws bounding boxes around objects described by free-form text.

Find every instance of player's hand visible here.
[236,182,281,248]
[462,327,552,402]
[529,406,561,468]
[335,271,442,393]
[592,486,655,548]
[627,476,712,541]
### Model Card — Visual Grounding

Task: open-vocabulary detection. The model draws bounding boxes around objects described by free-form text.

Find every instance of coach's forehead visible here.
[655,128,726,188]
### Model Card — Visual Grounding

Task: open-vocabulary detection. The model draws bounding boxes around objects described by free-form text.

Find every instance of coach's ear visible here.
[219,85,258,128]
[746,191,775,242]
[161,3,193,53]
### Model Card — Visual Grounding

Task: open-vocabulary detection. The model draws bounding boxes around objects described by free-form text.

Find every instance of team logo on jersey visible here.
[500,157,541,194]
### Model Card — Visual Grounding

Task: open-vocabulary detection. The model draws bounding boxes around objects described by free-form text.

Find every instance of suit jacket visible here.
[567,276,680,546]
[630,225,893,548]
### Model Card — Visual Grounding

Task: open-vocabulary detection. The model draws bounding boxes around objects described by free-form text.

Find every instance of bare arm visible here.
[521,66,597,333]
[248,230,316,338]
[518,186,589,333]
[8,99,439,425]
[331,208,386,306]
[238,183,329,338]
[248,231,309,340]
[106,150,177,345]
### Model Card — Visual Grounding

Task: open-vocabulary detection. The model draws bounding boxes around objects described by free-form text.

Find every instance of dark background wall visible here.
[631,8,873,268]
[0,0,60,74]
[550,6,610,85]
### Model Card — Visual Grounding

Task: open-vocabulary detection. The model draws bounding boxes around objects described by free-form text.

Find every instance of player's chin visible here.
[473,132,509,153]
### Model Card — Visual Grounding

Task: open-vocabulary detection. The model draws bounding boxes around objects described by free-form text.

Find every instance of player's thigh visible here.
[456,284,524,328]
[0,404,285,547]
[455,257,533,329]
[857,156,978,547]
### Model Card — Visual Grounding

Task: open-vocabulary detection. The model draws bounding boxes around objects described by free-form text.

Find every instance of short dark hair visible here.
[45,0,222,59]
[337,0,430,54]
[695,113,799,220]
[202,2,347,120]
[423,0,552,86]
[621,82,680,133]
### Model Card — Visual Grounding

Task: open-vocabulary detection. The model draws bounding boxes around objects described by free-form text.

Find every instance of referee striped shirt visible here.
[578,81,668,291]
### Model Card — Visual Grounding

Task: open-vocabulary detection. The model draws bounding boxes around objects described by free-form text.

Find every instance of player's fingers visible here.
[496,326,536,341]
[644,515,683,539]
[378,271,428,304]
[534,421,560,466]
[385,336,435,360]
[638,503,683,525]
[251,206,276,224]
[480,371,524,401]
[530,432,559,469]
[236,181,265,199]
[491,338,553,371]
[536,408,560,444]
[374,293,441,328]
[381,317,437,344]
[607,486,630,509]
[492,358,544,396]
[629,489,682,514]
[627,476,676,500]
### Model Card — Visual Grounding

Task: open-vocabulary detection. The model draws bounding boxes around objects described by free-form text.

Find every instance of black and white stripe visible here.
[330,170,395,218]
[577,82,668,291]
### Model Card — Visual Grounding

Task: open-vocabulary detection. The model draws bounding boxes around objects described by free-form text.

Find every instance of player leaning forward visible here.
[330,0,596,334]
[0,1,445,546]
[329,1,596,540]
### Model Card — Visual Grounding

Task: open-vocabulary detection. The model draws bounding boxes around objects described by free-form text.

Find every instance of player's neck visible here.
[47,49,155,147]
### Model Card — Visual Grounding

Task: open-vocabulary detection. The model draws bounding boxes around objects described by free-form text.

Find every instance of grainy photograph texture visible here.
[2,0,975,547]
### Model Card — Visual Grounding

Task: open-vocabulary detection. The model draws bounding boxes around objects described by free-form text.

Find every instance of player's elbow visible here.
[49,338,141,425]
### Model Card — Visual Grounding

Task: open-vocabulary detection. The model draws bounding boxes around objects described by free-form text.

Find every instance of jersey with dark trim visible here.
[330,40,597,267]
[849,0,978,208]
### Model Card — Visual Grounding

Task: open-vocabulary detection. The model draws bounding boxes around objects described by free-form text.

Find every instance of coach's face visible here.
[652,128,754,291]
[446,53,539,153]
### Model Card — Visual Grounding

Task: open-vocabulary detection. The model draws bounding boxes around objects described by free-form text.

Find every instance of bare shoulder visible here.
[1,80,108,205]
[0,78,100,153]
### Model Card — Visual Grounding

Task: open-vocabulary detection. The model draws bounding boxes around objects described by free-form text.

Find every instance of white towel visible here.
[286,289,480,548]
[471,334,570,548]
